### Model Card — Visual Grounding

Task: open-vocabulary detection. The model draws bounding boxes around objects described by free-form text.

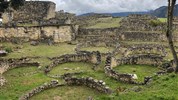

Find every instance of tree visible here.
[0,0,25,13]
[167,0,178,73]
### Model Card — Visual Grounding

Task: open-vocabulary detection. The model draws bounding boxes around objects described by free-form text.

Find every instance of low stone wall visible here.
[77,28,119,47]
[0,57,40,87]
[64,77,112,94]
[104,55,151,85]
[118,31,166,42]
[0,57,40,74]
[116,54,164,66]
[0,75,6,86]
[47,51,101,71]
[119,14,164,31]
[19,80,62,100]
[122,44,167,57]
[0,25,78,43]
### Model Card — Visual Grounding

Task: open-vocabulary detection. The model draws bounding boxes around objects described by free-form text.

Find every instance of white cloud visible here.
[36,0,178,15]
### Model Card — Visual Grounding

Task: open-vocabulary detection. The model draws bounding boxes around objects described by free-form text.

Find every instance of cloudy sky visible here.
[38,0,178,15]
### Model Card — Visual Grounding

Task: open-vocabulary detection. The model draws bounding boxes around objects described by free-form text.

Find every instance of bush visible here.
[5,47,13,53]
[149,20,163,27]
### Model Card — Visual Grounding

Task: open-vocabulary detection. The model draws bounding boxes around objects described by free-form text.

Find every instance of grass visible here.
[1,42,178,100]
[0,66,52,99]
[49,62,94,75]
[2,43,76,58]
[107,73,178,100]
[85,18,121,29]
[158,18,167,23]
[114,65,160,82]
[31,86,103,100]
[17,23,39,27]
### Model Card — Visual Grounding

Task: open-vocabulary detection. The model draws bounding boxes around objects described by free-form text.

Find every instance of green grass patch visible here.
[158,18,167,23]
[85,18,121,29]
[31,86,103,100]
[0,66,53,99]
[114,65,159,82]
[3,43,75,58]
[49,62,93,75]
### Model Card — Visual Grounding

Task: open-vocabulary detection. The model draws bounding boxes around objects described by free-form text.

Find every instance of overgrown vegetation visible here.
[149,19,164,27]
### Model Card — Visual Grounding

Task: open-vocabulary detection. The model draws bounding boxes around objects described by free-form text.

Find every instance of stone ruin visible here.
[76,28,119,47]
[0,57,40,74]
[20,80,61,100]
[74,13,112,27]
[116,54,164,66]
[122,44,167,57]
[46,51,101,73]
[0,75,6,86]
[0,2,177,98]
[0,1,79,44]
[19,76,112,100]
[2,1,56,25]
[55,10,76,23]
[104,55,152,85]
[120,14,164,31]
[0,50,8,57]
[64,76,112,94]
[0,57,40,86]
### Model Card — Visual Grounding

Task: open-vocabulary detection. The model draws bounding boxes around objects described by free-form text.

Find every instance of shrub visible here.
[5,47,13,53]
[149,20,163,27]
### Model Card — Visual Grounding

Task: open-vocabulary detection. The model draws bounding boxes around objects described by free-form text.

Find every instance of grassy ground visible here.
[84,18,121,29]
[114,65,160,82]
[83,17,165,29]
[0,67,52,100]
[2,43,76,58]
[1,42,178,100]
[158,18,167,23]
[80,46,114,53]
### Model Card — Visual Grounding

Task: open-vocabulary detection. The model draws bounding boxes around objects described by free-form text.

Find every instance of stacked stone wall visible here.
[13,1,56,21]
[0,25,77,43]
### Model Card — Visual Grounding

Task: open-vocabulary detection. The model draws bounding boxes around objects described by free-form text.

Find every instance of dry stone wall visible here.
[77,28,119,47]
[122,44,167,57]
[0,25,77,43]
[47,51,101,72]
[12,1,56,21]
[20,80,61,100]
[0,57,40,74]
[120,14,164,31]
[64,77,112,94]
[118,31,166,42]
[116,54,164,66]
[104,55,152,85]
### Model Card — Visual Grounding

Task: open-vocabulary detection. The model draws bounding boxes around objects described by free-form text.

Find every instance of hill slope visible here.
[150,4,178,18]
[79,4,178,18]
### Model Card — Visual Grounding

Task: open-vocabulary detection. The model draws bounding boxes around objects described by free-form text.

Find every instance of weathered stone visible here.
[167,67,175,73]
[0,25,77,43]
[0,50,8,57]
[2,1,56,24]
[20,80,61,100]
[0,76,6,86]
[30,41,39,46]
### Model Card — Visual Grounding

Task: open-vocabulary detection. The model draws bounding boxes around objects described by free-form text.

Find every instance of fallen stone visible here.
[167,67,175,73]
[0,76,7,86]
[30,41,39,46]
[0,50,8,57]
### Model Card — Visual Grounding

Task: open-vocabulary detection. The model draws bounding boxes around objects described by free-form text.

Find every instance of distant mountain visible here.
[79,4,178,18]
[79,12,149,17]
[150,4,178,18]
[106,12,149,17]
